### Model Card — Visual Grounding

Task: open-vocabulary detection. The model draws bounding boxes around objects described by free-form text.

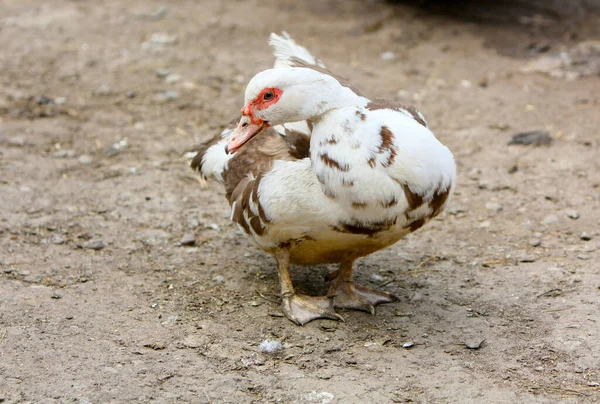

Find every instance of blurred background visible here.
[1,1,599,403]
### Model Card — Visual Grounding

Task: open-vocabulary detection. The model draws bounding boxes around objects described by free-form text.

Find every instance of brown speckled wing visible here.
[224,127,310,235]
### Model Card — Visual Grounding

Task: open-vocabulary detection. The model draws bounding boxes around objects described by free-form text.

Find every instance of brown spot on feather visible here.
[401,184,425,210]
[320,153,349,172]
[430,184,451,216]
[407,218,426,232]
[380,197,398,208]
[378,126,397,166]
[351,201,368,209]
[331,218,396,237]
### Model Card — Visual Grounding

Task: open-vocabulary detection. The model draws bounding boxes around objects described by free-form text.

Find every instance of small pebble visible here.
[143,342,166,350]
[212,275,225,283]
[468,168,481,180]
[577,254,591,260]
[519,255,536,263]
[508,130,552,146]
[8,136,26,147]
[180,232,196,246]
[54,149,75,158]
[380,51,396,61]
[580,232,592,241]
[402,342,414,349]
[259,339,284,353]
[588,382,600,387]
[155,91,179,102]
[485,202,503,212]
[566,210,580,220]
[78,155,93,165]
[85,239,105,250]
[165,73,181,84]
[541,214,558,225]
[51,234,66,245]
[465,339,485,350]
[51,294,62,299]
[529,238,541,247]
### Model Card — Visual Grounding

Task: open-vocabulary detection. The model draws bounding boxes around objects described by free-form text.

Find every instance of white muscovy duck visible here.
[192,33,456,325]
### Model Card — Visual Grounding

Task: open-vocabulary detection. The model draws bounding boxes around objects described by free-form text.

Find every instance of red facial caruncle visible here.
[242,88,283,124]
[225,87,284,154]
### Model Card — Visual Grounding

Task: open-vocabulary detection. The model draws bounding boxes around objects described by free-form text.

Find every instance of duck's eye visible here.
[263,91,274,101]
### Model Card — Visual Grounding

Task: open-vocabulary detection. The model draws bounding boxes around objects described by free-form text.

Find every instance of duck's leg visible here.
[275,247,343,326]
[328,260,399,314]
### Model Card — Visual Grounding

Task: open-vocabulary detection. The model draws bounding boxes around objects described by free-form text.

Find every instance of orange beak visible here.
[225,116,268,154]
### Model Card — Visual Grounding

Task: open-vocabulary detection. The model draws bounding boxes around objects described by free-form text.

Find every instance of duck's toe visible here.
[281,294,344,326]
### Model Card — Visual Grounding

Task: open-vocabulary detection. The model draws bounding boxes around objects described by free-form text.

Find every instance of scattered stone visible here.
[465,339,485,350]
[54,97,66,105]
[85,239,105,250]
[380,51,396,61]
[125,90,137,98]
[155,69,170,78]
[577,254,592,261]
[150,32,178,45]
[94,84,112,96]
[54,149,75,158]
[181,335,202,349]
[460,79,472,88]
[135,6,168,20]
[259,339,283,353]
[151,303,158,309]
[143,341,166,350]
[66,315,74,320]
[165,73,181,84]
[508,130,552,146]
[402,342,414,349]
[51,234,66,245]
[448,206,466,215]
[478,180,489,190]
[565,210,580,220]
[580,232,592,241]
[529,238,541,247]
[370,273,383,282]
[468,168,481,180]
[588,382,600,387]
[508,164,518,174]
[35,95,53,105]
[78,154,93,165]
[519,255,536,263]
[304,391,334,404]
[104,138,128,157]
[180,232,196,246]
[8,136,26,147]
[51,293,62,299]
[541,214,558,225]
[212,275,225,283]
[155,91,179,102]
[485,202,503,212]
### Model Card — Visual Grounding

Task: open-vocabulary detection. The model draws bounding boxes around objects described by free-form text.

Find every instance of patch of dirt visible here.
[1,0,599,402]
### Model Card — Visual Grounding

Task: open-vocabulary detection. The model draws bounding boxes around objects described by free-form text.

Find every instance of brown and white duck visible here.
[190,33,456,325]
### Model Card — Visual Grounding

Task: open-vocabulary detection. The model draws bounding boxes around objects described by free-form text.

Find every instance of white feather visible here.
[270,32,326,69]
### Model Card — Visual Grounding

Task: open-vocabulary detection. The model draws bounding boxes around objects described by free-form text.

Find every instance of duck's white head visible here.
[226,67,366,153]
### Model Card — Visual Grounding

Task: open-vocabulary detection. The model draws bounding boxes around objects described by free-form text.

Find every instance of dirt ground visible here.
[1,0,599,402]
